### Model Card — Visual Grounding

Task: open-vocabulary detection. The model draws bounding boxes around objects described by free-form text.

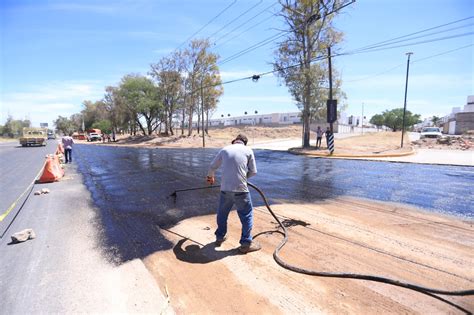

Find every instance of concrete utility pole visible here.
[201,81,205,148]
[401,52,413,148]
[328,46,333,133]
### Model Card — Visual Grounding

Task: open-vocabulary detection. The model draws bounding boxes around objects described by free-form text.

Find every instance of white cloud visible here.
[0,81,105,126]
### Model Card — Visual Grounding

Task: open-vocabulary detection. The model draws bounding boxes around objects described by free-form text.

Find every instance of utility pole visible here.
[361,102,364,135]
[328,46,333,133]
[401,52,413,148]
[201,80,205,148]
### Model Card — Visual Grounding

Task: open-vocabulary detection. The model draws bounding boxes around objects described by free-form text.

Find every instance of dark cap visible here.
[232,133,248,145]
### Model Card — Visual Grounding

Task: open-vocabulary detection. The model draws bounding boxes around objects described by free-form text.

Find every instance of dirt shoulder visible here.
[144,197,474,314]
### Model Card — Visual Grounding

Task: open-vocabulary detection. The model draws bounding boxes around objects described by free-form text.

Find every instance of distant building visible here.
[202,112,302,127]
[441,95,474,135]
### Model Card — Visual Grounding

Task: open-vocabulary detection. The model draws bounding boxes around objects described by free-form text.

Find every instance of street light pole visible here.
[401,52,413,148]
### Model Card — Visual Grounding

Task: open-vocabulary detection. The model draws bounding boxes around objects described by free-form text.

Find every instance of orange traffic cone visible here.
[53,154,64,177]
[56,143,64,155]
[39,156,62,183]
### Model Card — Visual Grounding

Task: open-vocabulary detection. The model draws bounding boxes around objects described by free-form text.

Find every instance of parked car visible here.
[420,127,442,139]
[87,133,102,142]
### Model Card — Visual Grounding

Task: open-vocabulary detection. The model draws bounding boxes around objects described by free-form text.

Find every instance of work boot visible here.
[215,236,227,247]
[239,241,261,254]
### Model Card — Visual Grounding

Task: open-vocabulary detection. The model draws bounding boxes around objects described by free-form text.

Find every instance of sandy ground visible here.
[92,126,414,154]
[144,196,473,314]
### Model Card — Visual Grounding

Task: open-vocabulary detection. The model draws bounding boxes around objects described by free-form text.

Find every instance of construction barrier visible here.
[38,155,64,183]
[55,143,64,155]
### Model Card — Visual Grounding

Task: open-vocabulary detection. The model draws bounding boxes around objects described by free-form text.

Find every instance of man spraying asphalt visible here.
[206,134,260,254]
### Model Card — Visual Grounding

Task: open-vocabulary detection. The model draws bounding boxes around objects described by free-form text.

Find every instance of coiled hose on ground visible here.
[247,182,474,299]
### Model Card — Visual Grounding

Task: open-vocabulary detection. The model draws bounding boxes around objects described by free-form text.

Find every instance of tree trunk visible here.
[164,108,169,136]
[205,108,209,135]
[197,102,201,134]
[168,108,174,136]
[187,105,193,136]
[181,107,185,135]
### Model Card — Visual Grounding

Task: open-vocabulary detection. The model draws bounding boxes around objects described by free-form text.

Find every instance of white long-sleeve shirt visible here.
[208,142,257,192]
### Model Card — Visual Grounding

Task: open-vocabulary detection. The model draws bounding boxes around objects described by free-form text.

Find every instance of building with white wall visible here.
[440,96,474,134]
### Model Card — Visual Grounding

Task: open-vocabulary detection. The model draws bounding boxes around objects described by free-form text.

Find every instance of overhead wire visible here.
[175,0,238,50]
[213,12,276,50]
[353,16,473,53]
[207,0,264,40]
[217,0,356,66]
[345,43,474,83]
[213,2,279,45]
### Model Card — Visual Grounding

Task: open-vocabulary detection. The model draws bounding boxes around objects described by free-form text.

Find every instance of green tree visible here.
[2,116,31,137]
[182,39,222,137]
[92,119,113,134]
[380,108,421,131]
[54,115,75,135]
[117,74,163,135]
[431,115,441,126]
[369,114,385,129]
[150,52,184,136]
[273,0,346,148]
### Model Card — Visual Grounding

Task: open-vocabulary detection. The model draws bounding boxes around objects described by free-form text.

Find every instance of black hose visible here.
[247,182,474,297]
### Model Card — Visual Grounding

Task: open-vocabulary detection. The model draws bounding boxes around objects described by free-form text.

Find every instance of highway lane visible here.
[0,140,57,236]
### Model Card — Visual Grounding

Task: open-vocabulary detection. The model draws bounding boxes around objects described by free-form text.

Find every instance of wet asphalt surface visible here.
[74,144,474,264]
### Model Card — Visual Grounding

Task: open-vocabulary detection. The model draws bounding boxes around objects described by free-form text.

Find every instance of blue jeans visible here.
[64,148,72,163]
[215,191,253,245]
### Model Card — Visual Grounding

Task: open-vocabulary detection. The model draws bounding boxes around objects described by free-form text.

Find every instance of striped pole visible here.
[328,133,335,154]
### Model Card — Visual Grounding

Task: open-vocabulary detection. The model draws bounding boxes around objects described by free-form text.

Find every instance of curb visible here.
[288,146,416,158]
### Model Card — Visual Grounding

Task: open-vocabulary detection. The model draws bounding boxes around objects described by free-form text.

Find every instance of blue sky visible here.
[1,0,473,127]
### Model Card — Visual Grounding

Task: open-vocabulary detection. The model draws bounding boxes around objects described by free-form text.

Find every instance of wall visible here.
[455,112,474,134]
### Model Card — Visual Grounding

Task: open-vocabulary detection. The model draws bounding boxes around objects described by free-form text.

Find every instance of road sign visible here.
[40,123,48,128]
[327,100,337,123]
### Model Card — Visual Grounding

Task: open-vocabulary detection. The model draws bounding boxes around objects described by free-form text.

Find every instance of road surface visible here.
[0,140,56,236]
[1,143,472,313]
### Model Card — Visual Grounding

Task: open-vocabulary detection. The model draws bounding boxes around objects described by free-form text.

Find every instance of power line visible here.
[207,0,264,39]
[218,32,285,65]
[351,23,474,53]
[347,32,473,55]
[217,0,356,66]
[213,12,276,49]
[352,16,473,52]
[345,43,474,83]
[213,2,278,45]
[210,34,474,91]
[412,43,474,64]
[175,0,238,50]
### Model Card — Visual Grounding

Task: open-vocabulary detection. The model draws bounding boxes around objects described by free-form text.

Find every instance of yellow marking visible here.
[0,159,48,222]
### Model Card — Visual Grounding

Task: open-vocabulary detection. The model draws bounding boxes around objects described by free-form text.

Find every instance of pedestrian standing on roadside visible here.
[316,126,323,149]
[207,134,260,254]
[112,130,116,142]
[61,132,75,163]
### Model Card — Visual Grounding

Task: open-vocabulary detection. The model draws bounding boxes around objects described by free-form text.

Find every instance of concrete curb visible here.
[288,146,416,158]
